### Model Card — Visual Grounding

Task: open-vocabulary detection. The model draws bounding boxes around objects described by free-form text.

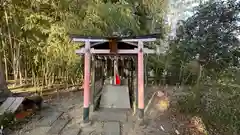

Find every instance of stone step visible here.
[103,122,120,135]
[26,127,51,135]
[60,124,81,135]
[38,111,64,126]
[91,109,128,122]
[47,118,71,135]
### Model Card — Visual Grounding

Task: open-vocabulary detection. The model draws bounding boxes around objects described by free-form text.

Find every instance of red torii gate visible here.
[71,35,158,123]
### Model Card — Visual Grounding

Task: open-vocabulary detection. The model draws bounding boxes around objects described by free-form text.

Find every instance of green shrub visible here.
[0,112,16,128]
[177,84,240,135]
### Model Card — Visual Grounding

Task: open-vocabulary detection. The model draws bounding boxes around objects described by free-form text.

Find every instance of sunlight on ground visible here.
[9,87,41,93]
[188,116,208,135]
[155,91,170,112]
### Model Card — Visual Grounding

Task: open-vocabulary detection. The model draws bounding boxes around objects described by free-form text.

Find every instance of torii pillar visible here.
[138,41,144,119]
[83,41,91,123]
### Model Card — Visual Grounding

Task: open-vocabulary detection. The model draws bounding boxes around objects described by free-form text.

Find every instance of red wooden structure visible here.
[71,34,158,123]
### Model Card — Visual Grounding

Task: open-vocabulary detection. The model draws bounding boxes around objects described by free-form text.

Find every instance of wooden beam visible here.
[75,48,85,54]
[91,49,110,54]
[91,42,108,47]
[121,42,138,46]
[76,48,155,54]
[72,38,156,42]
[109,39,117,53]
[72,38,108,42]
[121,38,157,42]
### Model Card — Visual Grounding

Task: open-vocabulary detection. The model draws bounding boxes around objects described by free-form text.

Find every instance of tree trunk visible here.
[13,52,18,85]
[32,67,35,86]
[4,6,15,86]
[19,63,23,85]
[25,66,27,84]
[3,51,8,81]
[1,35,8,81]
[0,52,12,102]
[51,73,55,86]
[12,41,21,86]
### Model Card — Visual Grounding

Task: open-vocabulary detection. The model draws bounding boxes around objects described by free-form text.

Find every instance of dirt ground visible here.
[128,86,189,135]
[8,86,192,135]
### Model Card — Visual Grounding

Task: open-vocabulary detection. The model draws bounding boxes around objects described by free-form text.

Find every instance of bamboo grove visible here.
[0,0,168,88]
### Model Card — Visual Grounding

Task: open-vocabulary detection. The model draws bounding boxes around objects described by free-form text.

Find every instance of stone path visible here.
[82,108,136,135]
[9,90,134,135]
[9,91,83,135]
[9,86,189,135]
[104,122,120,135]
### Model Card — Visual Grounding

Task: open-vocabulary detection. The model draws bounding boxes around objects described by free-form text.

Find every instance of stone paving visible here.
[9,90,135,135]
[9,86,188,135]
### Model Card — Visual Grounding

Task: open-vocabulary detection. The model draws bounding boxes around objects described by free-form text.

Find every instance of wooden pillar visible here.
[107,59,111,77]
[130,59,134,109]
[83,41,91,123]
[102,59,105,85]
[138,41,144,119]
[144,54,148,87]
[135,56,138,115]
[113,56,118,85]
[91,56,95,108]
[111,58,114,83]
[121,59,124,78]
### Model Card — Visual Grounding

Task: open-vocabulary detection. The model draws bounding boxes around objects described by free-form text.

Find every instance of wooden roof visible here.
[69,33,161,40]
[90,41,137,49]
[70,33,160,49]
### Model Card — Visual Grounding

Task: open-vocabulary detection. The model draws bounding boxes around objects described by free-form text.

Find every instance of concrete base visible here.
[135,118,146,127]
[83,107,90,123]
[138,109,144,120]
[80,120,92,128]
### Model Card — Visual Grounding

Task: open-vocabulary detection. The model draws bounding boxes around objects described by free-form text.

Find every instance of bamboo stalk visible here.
[3,51,8,81]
